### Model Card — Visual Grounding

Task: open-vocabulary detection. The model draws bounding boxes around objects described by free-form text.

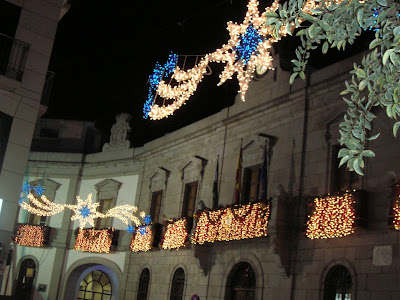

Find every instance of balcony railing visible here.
[14,224,51,247]
[0,33,29,81]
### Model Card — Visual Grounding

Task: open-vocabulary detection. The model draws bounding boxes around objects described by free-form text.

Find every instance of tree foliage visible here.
[267,0,400,175]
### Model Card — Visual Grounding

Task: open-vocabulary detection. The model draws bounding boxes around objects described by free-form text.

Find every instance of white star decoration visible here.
[70,193,101,228]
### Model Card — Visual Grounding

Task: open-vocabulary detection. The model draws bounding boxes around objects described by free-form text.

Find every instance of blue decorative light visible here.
[19,197,24,204]
[126,225,136,234]
[79,206,91,218]
[143,52,179,118]
[144,215,152,225]
[34,185,45,196]
[21,181,32,194]
[138,225,148,236]
[234,24,263,64]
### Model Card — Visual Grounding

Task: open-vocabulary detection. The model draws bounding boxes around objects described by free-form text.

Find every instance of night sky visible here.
[45,0,372,147]
[46,0,275,146]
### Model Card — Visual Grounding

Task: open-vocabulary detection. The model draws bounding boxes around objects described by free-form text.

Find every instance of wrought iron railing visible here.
[0,33,29,81]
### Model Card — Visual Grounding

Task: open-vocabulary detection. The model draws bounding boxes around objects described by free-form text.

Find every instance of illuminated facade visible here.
[13,48,400,300]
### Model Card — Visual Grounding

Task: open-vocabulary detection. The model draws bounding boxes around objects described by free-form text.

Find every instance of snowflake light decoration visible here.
[70,193,101,228]
[34,185,45,196]
[126,225,136,234]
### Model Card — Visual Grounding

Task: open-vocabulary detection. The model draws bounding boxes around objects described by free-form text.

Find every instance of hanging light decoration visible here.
[19,182,147,231]
[14,224,49,247]
[130,226,152,252]
[192,202,270,245]
[74,228,114,253]
[161,218,188,250]
[305,191,356,239]
[392,184,400,230]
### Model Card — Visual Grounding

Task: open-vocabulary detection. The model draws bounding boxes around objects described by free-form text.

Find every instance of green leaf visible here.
[393,121,400,137]
[368,133,380,141]
[322,41,329,54]
[299,71,305,79]
[354,157,364,176]
[338,148,349,158]
[362,150,375,158]
[376,0,387,6]
[339,155,350,167]
[355,68,366,79]
[394,26,400,37]
[265,11,279,17]
[383,49,394,65]
[319,20,330,31]
[387,104,394,118]
[356,8,364,26]
[289,73,298,85]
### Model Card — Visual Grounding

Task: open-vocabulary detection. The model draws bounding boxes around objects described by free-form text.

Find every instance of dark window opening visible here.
[137,268,150,300]
[170,268,185,300]
[96,199,114,228]
[0,111,12,175]
[323,265,352,300]
[225,262,256,300]
[15,258,36,300]
[181,181,198,218]
[150,190,163,223]
[0,0,21,37]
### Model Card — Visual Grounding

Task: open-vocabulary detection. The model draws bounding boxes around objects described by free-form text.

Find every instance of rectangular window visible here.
[181,181,198,218]
[96,199,113,228]
[0,111,12,175]
[28,214,46,226]
[150,190,163,223]
[242,165,261,204]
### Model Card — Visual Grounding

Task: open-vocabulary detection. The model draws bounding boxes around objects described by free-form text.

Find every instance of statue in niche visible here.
[102,113,132,152]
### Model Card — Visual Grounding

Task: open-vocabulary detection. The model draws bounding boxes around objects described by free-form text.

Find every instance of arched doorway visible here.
[323,265,352,300]
[78,270,112,300]
[225,262,256,300]
[15,258,37,300]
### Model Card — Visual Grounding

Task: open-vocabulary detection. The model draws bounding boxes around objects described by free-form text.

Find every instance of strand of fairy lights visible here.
[392,185,400,230]
[145,0,346,120]
[130,226,152,252]
[19,182,148,232]
[192,202,270,245]
[14,224,48,247]
[161,218,188,250]
[306,192,356,239]
[74,228,114,253]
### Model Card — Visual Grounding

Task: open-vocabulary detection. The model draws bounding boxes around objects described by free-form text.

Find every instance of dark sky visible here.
[46,0,276,146]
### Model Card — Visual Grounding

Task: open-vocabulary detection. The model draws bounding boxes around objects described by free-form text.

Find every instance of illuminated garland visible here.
[305,192,356,239]
[161,218,188,250]
[392,185,400,230]
[144,0,346,120]
[192,202,270,245]
[74,228,114,253]
[19,182,148,231]
[130,226,152,252]
[15,224,49,247]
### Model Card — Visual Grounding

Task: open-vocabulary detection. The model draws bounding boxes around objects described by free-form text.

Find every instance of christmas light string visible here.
[305,191,356,239]
[14,224,49,247]
[74,228,114,253]
[192,202,270,245]
[392,184,400,230]
[161,218,188,250]
[144,0,347,120]
[18,182,149,232]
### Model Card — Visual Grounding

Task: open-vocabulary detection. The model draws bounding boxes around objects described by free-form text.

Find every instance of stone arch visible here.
[15,255,39,299]
[168,264,187,300]
[220,252,264,300]
[319,259,357,300]
[61,257,122,300]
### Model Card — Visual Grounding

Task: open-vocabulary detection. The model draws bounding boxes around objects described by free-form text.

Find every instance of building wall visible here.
[15,52,400,299]
[0,1,66,287]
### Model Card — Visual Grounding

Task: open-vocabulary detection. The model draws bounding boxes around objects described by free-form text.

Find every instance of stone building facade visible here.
[14,51,400,300]
[0,0,69,294]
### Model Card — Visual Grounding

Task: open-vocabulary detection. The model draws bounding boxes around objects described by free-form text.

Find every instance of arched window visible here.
[225,262,256,300]
[15,258,36,300]
[137,268,150,300]
[323,265,352,300]
[170,268,185,300]
[78,270,112,300]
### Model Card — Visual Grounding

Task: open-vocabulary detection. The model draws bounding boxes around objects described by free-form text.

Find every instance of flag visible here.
[259,142,268,201]
[234,142,243,204]
[212,157,219,209]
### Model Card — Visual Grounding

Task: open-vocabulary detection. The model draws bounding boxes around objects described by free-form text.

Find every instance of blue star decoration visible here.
[235,25,263,64]
[138,226,148,236]
[79,205,91,218]
[126,225,136,234]
[34,185,45,196]
[21,181,32,194]
[144,215,152,226]
[19,197,25,204]
[143,52,178,119]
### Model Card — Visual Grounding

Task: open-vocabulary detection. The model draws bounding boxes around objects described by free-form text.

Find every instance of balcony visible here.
[0,33,29,81]
[14,224,51,247]
[74,228,119,253]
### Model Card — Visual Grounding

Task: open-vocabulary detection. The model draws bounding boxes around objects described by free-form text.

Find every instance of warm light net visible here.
[74,228,114,253]
[162,218,188,250]
[130,227,152,252]
[306,192,356,239]
[192,202,270,244]
[392,185,400,230]
[15,224,47,247]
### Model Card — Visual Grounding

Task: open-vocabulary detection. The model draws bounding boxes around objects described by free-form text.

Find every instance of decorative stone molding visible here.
[95,179,122,202]
[102,113,131,152]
